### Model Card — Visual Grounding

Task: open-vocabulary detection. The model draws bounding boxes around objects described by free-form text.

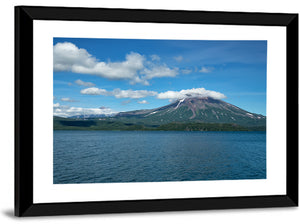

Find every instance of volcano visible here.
[115,97,266,127]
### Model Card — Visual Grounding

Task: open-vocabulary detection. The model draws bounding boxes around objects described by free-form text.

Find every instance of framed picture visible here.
[15,6,298,216]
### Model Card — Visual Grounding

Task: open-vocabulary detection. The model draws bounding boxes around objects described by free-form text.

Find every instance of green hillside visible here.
[54,117,265,131]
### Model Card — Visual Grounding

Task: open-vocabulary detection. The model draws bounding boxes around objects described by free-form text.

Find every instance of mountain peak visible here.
[116,96,265,127]
[171,96,224,110]
[174,96,224,103]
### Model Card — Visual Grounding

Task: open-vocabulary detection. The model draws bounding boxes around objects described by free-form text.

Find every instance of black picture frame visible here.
[15,6,298,217]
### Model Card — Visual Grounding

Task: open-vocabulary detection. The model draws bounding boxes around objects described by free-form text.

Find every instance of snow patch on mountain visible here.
[175,98,185,109]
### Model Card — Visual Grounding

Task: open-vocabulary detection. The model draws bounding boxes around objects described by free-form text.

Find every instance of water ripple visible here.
[53,131,266,184]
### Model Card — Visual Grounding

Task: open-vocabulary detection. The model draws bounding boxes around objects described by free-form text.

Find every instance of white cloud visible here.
[75,79,96,87]
[60,97,78,102]
[150,54,160,61]
[54,42,144,81]
[174,56,183,62]
[80,86,225,101]
[157,88,226,100]
[54,42,179,85]
[142,65,178,79]
[80,87,108,95]
[112,89,157,99]
[80,87,157,99]
[53,104,116,118]
[53,42,97,72]
[129,76,150,86]
[72,52,145,81]
[138,100,149,104]
[199,66,213,73]
[181,69,192,74]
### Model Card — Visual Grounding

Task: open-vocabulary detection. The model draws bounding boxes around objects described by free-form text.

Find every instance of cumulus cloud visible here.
[54,42,97,71]
[53,104,116,118]
[54,42,179,85]
[80,87,157,99]
[72,52,145,81]
[80,86,225,101]
[129,76,150,86]
[157,88,226,100]
[80,87,108,95]
[75,79,96,87]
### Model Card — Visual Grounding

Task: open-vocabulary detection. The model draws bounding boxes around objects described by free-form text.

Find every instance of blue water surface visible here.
[53,131,266,184]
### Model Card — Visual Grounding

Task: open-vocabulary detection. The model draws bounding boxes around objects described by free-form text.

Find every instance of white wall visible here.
[0,0,299,223]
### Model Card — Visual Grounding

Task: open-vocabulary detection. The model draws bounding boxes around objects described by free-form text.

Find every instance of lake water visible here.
[53,131,266,184]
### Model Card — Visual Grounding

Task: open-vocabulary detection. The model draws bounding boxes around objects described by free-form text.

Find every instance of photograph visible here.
[53,38,267,184]
[14,5,297,217]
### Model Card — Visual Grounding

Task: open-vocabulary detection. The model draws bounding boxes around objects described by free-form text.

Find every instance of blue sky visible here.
[53,38,267,117]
